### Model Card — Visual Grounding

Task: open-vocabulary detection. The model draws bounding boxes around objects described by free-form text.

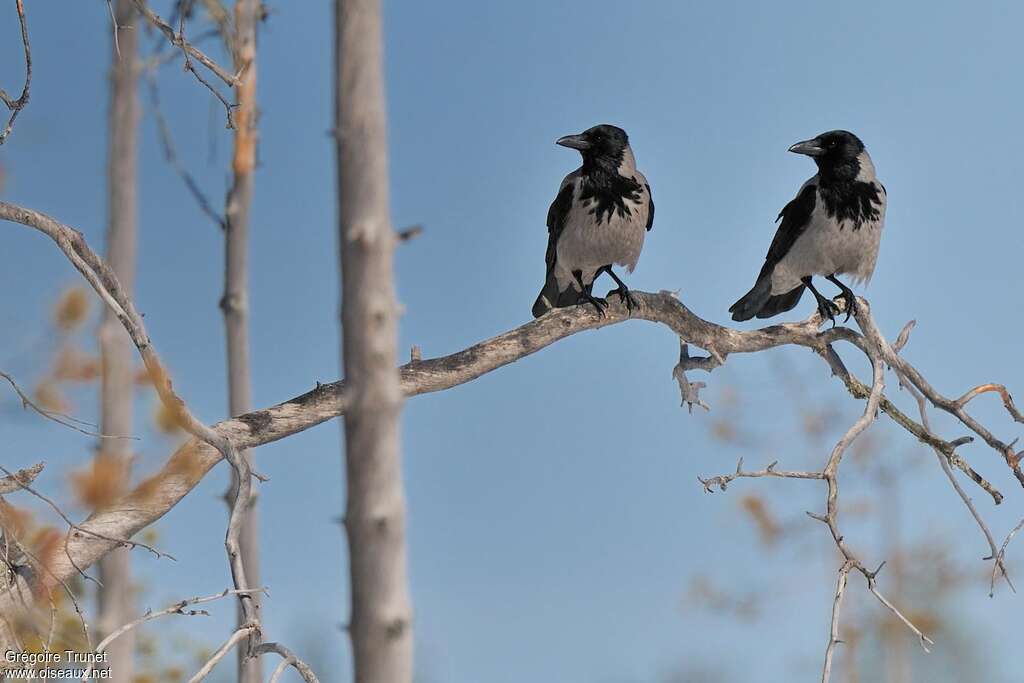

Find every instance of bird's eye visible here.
[827,139,838,148]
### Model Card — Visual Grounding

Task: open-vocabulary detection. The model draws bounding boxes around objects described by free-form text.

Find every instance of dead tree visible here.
[220,3,262,683]
[335,0,414,681]
[96,3,139,681]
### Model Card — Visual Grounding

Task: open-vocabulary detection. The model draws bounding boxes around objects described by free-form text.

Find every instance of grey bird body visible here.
[552,154,651,293]
[533,124,654,318]
[769,158,885,293]
[730,131,886,323]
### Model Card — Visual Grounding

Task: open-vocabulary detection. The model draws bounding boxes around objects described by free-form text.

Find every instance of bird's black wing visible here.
[645,183,654,231]
[532,172,580,318]
[758,182,818,278]
[544,171,579,273]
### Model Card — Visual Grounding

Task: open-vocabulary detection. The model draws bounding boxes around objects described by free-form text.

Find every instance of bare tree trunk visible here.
[334,2,413,682]
[221,3,261,683]
[97,2,138,680]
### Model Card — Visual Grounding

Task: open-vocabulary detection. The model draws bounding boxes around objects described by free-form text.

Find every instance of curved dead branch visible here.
[0,200,1020,669]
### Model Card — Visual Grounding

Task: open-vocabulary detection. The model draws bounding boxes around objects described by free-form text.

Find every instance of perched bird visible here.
[531,124,654,318]
[729,130,886,324]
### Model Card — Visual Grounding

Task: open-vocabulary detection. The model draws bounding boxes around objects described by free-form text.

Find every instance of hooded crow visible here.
[729,130,886,324]
[531,124,654,318]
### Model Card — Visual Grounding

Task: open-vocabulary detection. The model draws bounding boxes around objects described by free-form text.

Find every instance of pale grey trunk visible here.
[334,2,413,682]
[221,3,262,683]
[97,1,138,680]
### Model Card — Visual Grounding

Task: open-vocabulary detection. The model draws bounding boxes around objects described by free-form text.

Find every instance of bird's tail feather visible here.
[532,272,579,318]
[755,285,805,319]
[728,275,773,322]
[532,271,561,318]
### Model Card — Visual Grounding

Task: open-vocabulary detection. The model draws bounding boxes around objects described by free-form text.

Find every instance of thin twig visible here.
[130,0,238,127]
[991,518,1024,598]
[106,0,121,59]
[0,465,173,561]
[0,462,43,495]
[1,371,136,439]
[822,560,854,683]
[144,70,226,229]
[255,643,320,683]
[187,626,254,683]
[81,588,267,680]
[874,317,1012,592]
[697,457,823,493]
[0,0,31,145]
[129,0,240,85]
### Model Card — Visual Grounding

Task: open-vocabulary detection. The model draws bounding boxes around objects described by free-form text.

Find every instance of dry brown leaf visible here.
[33,380,70,413]
[740,494,781,546]
[53,287,90,332]
[52,345,101,383]
[71,455,129,509]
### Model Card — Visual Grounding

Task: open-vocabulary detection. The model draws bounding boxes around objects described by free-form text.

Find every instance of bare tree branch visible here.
[0,463,43,495]
[821,560,854,683]
[0,0,31,145]
[1,371,130,439]
[188,626,254,683]
[129,0,240,86]
[130,0,239,126]
[0,199,1019,668]
[698,457,823,493]
[255,643,320,683]
[991,518,1024,597]
[81,588,267,681]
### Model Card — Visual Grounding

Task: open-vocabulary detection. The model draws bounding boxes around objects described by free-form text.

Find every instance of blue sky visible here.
[2,1,1023,681]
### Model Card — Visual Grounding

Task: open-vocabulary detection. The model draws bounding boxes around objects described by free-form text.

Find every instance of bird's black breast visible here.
[818,180,883,231]
[578,171,644,226]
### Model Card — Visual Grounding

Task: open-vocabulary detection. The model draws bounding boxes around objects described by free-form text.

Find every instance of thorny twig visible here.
[697,457,823,493]
[0,0,32,144]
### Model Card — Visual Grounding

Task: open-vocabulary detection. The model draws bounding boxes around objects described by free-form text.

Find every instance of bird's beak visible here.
[556,134,591,151]
[788,138,825,157]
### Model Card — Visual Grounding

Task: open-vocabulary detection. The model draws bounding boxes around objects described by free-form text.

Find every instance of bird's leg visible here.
[801,276,839,326]
[826,274,857,322]
[598,265,639,313]
[573,269,607,316]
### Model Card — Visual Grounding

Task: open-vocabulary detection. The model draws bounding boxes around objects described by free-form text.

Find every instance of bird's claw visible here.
[834,291,857,322]
[578,292,609,316]
[816,297,840,326]
[608,287,639,314]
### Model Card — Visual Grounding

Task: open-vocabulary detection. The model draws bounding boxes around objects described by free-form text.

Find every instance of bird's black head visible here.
[556,124,630,169]
[788,130,866,181]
